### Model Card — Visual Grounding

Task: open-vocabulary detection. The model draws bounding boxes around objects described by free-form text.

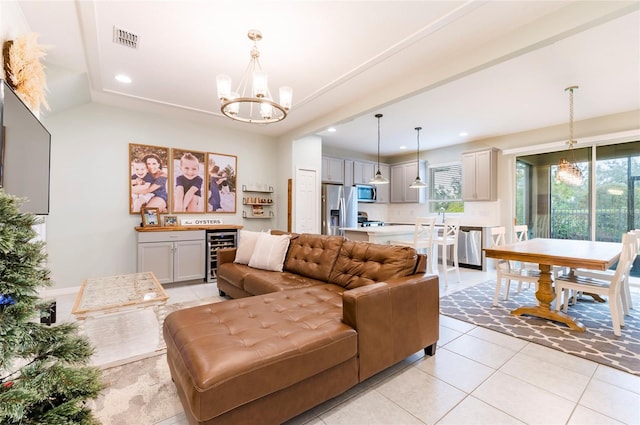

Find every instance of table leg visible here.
[510,263,586,332]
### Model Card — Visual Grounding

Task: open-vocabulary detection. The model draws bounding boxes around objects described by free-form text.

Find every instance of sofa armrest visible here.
[218,247,237,266]
[342,274,439,381]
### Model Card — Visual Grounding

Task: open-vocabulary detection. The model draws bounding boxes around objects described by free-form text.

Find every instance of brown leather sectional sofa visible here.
[163,233,440,425]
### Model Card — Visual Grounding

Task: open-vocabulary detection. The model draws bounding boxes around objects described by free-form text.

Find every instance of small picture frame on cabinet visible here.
[141,207,160,227]
[163,215,178,227]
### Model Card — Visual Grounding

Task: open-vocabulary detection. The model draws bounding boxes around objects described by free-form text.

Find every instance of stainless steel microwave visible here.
[355,184,376,203]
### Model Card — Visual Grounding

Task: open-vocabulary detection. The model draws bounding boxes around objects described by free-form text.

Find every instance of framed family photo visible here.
[171,149,206,214]
[141,207,160,227]
[129,143,170,214]
[206,152,237,213]
[163,215,178,226]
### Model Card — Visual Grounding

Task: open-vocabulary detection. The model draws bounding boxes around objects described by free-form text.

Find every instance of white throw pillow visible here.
[234,230,263,264]
[248,233,291,272]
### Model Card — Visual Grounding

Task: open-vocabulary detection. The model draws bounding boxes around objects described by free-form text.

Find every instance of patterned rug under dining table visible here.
[484,238,622,332]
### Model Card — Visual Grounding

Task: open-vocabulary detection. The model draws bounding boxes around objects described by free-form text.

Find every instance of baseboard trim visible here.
[39,285,80,298]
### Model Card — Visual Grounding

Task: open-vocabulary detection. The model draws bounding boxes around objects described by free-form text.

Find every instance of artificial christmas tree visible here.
[0,190,103,424]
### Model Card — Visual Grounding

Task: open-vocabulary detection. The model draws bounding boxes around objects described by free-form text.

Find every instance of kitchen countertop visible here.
[341,225,415,234]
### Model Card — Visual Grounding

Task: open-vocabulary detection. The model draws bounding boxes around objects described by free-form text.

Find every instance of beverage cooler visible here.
[206,229,237,282]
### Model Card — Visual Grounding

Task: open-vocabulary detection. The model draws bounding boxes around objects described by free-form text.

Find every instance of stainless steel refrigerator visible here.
[321,184,358,235]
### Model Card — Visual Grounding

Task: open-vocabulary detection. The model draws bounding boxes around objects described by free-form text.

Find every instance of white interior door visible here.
[295,168,318,234]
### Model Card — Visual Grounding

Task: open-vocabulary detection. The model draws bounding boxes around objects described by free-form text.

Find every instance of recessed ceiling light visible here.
[459,131,468,137]
[115,74,132,83]
[399,145,407,150]
[327,127,336,132]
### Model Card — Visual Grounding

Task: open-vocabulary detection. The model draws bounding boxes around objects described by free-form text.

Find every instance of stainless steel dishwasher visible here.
[457,226,483,270]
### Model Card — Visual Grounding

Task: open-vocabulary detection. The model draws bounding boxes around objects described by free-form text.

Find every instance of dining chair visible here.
[490,226,540,307]
[571,230,638,315]
[554,231,637,336]
[433,217,460,286]
[390,216,437,274]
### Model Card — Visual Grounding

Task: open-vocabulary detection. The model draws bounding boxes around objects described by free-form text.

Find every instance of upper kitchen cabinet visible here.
[462,148,498,201]
[376,164,390,203]
[344,159,354,187]
[353,161,375,185]
[322,156,344,184]
[390,162,426,203]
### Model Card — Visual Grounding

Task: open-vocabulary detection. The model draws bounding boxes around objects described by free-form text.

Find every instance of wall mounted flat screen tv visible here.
[0,79,51,215]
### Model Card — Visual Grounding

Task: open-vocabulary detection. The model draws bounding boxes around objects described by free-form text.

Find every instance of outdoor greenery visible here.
[517,151,640,243]
[428,163,463,213]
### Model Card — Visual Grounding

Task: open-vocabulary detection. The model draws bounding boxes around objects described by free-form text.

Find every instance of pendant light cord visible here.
[375,113,383,171]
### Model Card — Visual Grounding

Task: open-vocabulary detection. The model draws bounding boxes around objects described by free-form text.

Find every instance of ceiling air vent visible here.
[113,26,139,49]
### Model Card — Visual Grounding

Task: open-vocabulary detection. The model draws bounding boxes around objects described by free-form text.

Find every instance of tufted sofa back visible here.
[283,233,345,282]
[328,240,419,289]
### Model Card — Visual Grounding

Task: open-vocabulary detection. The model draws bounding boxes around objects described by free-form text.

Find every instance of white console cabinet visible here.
[137,230,205,284]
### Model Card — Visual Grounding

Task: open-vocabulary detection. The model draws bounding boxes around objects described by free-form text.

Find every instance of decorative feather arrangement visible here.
[3,33,49,114]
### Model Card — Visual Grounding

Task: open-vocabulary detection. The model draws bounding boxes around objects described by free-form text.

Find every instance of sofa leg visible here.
[219,290,226,297]
[424,342,437,356]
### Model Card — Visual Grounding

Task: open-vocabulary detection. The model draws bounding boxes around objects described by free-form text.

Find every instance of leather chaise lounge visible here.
[163,232,440,425]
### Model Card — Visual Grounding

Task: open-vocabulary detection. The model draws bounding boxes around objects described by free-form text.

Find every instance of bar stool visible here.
[434,217,460,286]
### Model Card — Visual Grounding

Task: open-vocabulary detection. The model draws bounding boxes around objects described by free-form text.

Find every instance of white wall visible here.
[41,102,279,289]
[0,1,30,79]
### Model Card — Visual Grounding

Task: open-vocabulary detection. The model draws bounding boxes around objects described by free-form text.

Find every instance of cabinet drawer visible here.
[137,230,205,243]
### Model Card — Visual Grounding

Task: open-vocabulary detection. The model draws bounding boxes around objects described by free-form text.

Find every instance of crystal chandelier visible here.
[216,30,292,124]
[409,126,427,188]
[369,113,389,184]
[555,85,583,186]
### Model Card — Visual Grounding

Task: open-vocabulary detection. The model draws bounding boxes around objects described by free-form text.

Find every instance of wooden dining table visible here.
[483,238,622,331]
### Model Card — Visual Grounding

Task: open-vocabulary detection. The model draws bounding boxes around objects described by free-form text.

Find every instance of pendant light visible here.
[369,113,389,185]
[409,126,427,188]
[216,29,292,124]
[555,85,583,186]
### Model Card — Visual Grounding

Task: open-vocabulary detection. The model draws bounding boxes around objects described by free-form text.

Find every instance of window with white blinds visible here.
[428,162,463,213]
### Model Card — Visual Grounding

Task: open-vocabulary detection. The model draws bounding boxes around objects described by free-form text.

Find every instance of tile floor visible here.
[51,268,640,425]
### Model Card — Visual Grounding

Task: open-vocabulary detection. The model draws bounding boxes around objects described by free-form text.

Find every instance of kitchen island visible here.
[342,225,416,245]
[343,223,495,271]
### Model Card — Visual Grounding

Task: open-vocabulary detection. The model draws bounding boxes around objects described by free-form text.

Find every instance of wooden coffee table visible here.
[72,272,169,366]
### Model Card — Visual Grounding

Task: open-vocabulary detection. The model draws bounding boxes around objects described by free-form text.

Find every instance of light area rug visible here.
[84,308,162,368]
[440,281,640,376]
[90,296,224,424]
[89,354,182,425]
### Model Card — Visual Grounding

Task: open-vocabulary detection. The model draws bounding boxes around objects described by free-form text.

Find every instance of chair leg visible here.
[440,244,448,287]
[503,279,511,301]
[493,278,502,307]
[453,244,460,283]
[610,294,622,337]
[554,287,562,312]
[621,276,632,315]
[562,288,570,313]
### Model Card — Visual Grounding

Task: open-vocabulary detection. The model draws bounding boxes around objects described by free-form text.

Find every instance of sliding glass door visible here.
[516,140,639,275]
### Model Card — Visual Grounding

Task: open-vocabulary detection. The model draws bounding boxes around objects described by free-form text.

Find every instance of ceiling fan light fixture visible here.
[554,85,584,186]
[369,113,389,185]
[216,29,292,124]
[409,126,426,189]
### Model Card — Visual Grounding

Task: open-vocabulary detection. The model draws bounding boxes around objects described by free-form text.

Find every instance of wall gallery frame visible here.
[171,149,206,214]
[206,152,237,213]
[129,144,237,215]
[129,143,170,214]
